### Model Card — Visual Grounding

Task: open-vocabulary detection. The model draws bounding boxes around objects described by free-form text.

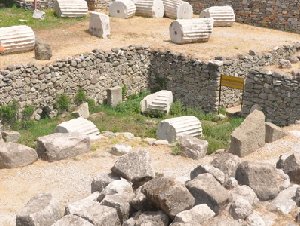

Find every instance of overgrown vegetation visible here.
[0,6,87,29]
[0,90,243,153]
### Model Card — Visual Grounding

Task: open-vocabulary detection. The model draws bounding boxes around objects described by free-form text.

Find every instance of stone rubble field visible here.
[1,109,300,225]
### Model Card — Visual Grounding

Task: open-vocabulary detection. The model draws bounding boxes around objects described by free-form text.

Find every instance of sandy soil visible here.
[1,16,300,68]
[1,124,300,226]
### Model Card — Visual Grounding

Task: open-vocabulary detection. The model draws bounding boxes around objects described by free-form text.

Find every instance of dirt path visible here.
[1,16,300,68]
[1,124,300,226]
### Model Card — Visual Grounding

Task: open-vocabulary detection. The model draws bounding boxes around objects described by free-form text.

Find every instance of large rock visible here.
[279,152,300,184]
[235,161,288,201]
[178,135,208,160]
[229,196,253,220]
[100,194,131,223]
[229,110,266,157]
[230,185,258,206]
[107,86,123,107]
[111,144,132,156]
[111,150,154,187]
[89,12,110,39]
[68,201,121,225]
[66,192,100,215]
[100,178,134,198]
[109,0,136,19]
[269,184,299,214]
[130,187,155,211]
[142,177,195,218]
[91,173,119,193]
[186,173,229,214]
[36,133,90,161]
[136,0,164,18]
[163,0,193,19]
[171,204,215,225]
[211,152,241,177]
[190,164,226,185]
[1,130,20,143]
[55,117,100,141]
[156,116,202,143]
[34,41,52,60]
[265,122,286,143]
[169,18,214,44]
[72,102,90,119]
[0,142,38,169]
[0,25,35,54]
[16,193,62,226]
[123,211,169,226]
[140,90,173,115]
[52,215,94,226]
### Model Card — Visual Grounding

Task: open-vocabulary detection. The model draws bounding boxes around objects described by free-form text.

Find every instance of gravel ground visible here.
[1,124,300,226]
[1,16,300,68]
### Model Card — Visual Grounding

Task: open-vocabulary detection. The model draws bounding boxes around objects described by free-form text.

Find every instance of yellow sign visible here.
[220,75,244,90]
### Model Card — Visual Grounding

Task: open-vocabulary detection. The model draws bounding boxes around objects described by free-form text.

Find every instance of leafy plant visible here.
[0,100,19,125]
[171,143,182,155]
[55,94,70,113]
[22,105,34,121]
[74,88,87,105]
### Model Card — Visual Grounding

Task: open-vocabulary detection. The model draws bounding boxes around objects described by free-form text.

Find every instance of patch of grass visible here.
[0,7,87,29]
[171,143,182,155]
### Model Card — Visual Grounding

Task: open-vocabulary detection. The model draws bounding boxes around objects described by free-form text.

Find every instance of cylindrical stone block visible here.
[200,5,235,27]
[109,0,136,19]
[136,0,164,18]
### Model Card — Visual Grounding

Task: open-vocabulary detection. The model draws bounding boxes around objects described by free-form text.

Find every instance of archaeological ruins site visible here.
[1,0,300,225]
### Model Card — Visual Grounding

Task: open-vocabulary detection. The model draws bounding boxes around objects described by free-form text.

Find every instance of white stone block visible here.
[169,18,213,44]
[55,117,100,141]
[136,0,164,18]
[157,116,202,143]
[89,12,111,39]
[54,0,88,18]
[0,25,35,54]
[141,90,173,114]
[109,0,136,19]
[163,0,193,19]
[200,5,235,27]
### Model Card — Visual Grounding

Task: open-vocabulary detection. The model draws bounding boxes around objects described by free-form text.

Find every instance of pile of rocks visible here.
[16,147,300,225]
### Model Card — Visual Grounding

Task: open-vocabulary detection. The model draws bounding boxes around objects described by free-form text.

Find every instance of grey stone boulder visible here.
[190,164,226,185]
[111,150,154,187]
[177,135,208,160]
[36,133,90,161]
[230,185,258,206]
[229,110,266,157]
[279,152,300,184]
[130,186,156,211]
[211,152,241,177]
[229,196,253,220]
[52,215,94,226]
[16,193,62,226]
[205,215,243,226]
[69,202,121,225]
[246,211,266,226]
[99,178,134,200]
[224,177,239,190]
[123,211,169,226]
[235,161,288,201]
[91,173,119,193]
[65,192,100,215]
[142,177,195,219]
[111,144,132,156]
[100,194,131,224]
[171,204,215,225]
[107,86,122,107]
[1,130,20,142]
[289,56,300,64]
[72,102,90,119]
[265,122,286,143]
[278,59,292,68]
[186,173,229,214]
[34,41,52,60]
[0,142,38,169]
[269,184,299,214]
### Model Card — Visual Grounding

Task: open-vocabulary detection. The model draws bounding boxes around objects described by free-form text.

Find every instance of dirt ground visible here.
[1,124,300,226]
[1,16,300,68]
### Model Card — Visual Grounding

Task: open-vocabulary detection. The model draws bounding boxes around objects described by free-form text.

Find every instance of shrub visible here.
[74,88,87,105]
[171,143,182,155]
[55,94,70,113]
[122,84,128,99]
[0,100,19,125]
[22,105,34,121]
[87,98,96,113]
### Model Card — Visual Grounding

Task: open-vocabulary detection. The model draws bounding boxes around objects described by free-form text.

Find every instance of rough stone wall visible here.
[242,70,300,126]
[187,0,300,33]
[0,46,220,117]
[218,44,299,107]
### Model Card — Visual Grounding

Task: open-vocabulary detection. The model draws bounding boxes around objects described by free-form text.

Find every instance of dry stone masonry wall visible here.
[187,0,300,33]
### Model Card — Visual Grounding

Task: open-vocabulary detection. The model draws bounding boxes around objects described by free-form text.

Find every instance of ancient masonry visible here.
[199,6,235,27]
[54,0,88,17]
[162,0,193,19]
[0,44,299,125]
[89,12,111,39]
[169,18,214,44]
[109,0,136,19]
[135,0,165,18]
[186,0,300,33]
